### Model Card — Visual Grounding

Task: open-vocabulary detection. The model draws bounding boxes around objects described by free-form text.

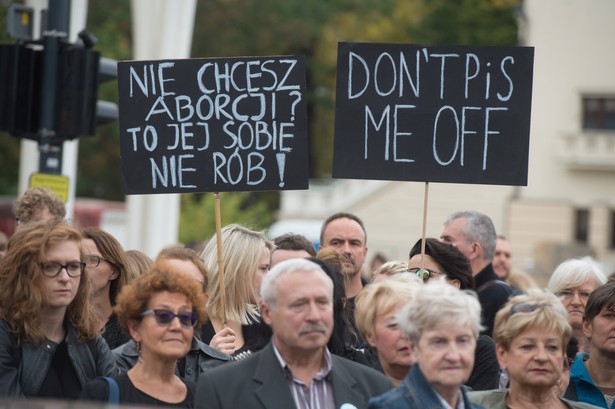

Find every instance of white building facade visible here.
[275,0,615,283]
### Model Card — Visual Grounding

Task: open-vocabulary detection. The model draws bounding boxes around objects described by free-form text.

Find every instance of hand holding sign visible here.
[118,56,309,194]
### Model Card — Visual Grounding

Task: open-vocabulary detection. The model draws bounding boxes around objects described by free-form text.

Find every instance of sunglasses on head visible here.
[508,301,548,317]
[406,267,443,283]
[141,309,197,328]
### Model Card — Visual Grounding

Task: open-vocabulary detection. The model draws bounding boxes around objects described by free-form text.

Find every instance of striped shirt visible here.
[273,344,336,409]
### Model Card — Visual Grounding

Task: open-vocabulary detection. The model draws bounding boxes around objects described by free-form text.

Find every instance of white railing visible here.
[557,132,615,171]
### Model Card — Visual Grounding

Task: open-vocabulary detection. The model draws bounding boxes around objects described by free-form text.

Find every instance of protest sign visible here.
[118,56,308,194]
[333,42,534,186]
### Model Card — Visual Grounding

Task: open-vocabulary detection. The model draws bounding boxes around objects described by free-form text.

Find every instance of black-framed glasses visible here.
[141,309,197,328]
[406,267,444,282]
[85,255,106,268]
[40,262,85,278]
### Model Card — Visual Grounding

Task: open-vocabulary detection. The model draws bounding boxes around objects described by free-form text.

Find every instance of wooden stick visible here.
[214,192,226,325]
[420,182,429,272]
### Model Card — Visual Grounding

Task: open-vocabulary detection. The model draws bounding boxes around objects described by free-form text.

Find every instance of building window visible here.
[575,208,589,243]
[583,96,615,130]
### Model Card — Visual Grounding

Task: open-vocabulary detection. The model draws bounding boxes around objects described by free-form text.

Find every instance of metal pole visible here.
[38,0,71,174]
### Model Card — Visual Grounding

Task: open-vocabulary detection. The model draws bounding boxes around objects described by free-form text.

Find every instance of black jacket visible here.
[474,263,518,337]
[113,337,230,383]
[0,320,117,397]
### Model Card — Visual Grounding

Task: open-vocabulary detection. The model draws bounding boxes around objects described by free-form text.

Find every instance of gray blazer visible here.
[195,342,393,409]
[468,389,602,409]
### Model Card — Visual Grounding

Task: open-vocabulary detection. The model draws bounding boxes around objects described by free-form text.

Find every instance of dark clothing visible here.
[38,339,81,399]
[200,319,272,358]
[113,337,229,384]
[467,334,500,391]
[474,263,517,337]
[0,320,117,397]
[195,343,393,409]
[102,314,130,350]
[368,364,486,409]
[80,372,196,408]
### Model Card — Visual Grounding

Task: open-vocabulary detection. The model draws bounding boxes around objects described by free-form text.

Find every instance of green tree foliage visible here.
[1,0,520,229]
[78,0,132,200]
[179,192,274,245]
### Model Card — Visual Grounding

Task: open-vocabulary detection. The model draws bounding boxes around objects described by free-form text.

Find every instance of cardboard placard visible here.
[333,42,534,186]
[118,56,309,194]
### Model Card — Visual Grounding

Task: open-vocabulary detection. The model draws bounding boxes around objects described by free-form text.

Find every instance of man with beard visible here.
[320,213,368,299]
[319,213,369,350]
[194,259,392,409]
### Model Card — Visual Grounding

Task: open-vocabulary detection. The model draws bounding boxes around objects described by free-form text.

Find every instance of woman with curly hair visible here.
[80,261,207,407]
[0,218,116,398]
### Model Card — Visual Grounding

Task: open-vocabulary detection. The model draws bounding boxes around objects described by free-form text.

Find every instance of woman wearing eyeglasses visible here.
[548,258,606,354]
[80,262,206,407]
[82,227,132,349]
[0,218,117,398]
[468,289,599,409]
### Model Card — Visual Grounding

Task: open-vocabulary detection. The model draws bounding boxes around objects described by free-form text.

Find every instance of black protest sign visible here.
[333,42,534,186]
[117,56,308,194]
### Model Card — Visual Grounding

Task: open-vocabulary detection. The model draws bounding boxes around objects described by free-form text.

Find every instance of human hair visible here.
[307,257,347,354]
[355,275,421,346]
[0,218,99,344]
[493,288,571,351]
[114,261,207,338]
[124,249,153,282]
[157,245,208,284]
[82,227,130,306]
[547,257,607,294]
[12,187,66,224]
[409,238,474,290]
[272,233,316,256]
[583,282,615,323]
[320,212,367,245]
[0,231,7,253]
[445,211,496,261]
[507,270,539,291]
[397,280,482,343]
[372,260,409,278]
[260,258,332,307]
[200,224,273,324]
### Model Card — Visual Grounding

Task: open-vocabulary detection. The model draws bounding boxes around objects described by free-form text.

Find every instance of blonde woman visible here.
[469,289,598,409]
[355,274,421,385]
[200,224,273,358]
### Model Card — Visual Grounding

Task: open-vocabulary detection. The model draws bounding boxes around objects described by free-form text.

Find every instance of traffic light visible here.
[0,43,41,138]
[96,57,119,126]
[0,33,118,141]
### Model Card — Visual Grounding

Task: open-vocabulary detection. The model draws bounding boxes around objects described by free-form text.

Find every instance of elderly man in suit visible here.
[195,258,392,409]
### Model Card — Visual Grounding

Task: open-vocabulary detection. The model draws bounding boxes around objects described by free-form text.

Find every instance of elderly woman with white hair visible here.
[468,289,599,409]
[547,257,607,353]
[368,281,485,409]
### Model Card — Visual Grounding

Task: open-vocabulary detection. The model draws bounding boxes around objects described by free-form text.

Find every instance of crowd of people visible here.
[0,186,613,409]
